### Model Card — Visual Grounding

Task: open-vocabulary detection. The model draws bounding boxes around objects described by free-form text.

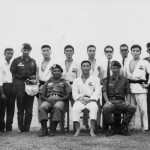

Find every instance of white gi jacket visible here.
[124,59,150,93]
[72,75,101,101]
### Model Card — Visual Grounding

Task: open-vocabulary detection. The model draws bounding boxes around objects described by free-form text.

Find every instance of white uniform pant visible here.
[129,93,148,130]
[73,101,98,122]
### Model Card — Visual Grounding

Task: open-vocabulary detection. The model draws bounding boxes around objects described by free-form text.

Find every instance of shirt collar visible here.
[111,75,121,80]
[21,56,31,61]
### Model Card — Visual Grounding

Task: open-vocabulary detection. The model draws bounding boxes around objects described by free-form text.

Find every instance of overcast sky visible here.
[0,0,150,64]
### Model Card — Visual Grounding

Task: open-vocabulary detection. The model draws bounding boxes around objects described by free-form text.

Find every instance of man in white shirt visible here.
[124,44,150,131]
[72,60,101,137]
[0,48,16,132]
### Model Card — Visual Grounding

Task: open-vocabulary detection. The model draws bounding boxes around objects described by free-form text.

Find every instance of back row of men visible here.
[0,43,150,137]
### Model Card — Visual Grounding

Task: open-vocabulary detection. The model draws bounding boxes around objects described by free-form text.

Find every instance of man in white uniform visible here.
[124,44,150,131]
[72,60,101,137]
[37,45,55,128]
[83,45,103,130]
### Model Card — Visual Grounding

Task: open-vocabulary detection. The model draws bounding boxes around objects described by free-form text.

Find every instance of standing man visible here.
[144,42,150,130]
[84,45,103,130]
[72,60,101,137]
[10,43,37,132]
[61,45,80,105]
[103,61,136,136]
[0,48,16,132]
[124,44,150,131]
[37,45,55,121]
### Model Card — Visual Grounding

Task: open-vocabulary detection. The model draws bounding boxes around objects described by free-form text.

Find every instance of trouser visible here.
[2,83,16,130]
[15,78,34,131]
[103,100,136,125]
[147,87,150,129]
[129,93,148,130]
[39,101,65,122]
[73,101,98,122]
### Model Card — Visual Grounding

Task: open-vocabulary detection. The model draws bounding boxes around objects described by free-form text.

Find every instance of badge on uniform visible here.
[139,65,143,70]
[18,62,24,66]
[88,82,93,86]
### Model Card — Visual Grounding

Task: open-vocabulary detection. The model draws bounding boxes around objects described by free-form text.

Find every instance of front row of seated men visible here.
[38,60,136,137]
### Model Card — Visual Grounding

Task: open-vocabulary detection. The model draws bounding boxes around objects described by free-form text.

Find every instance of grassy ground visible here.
[0,100,150,150]
[0,129,150,150]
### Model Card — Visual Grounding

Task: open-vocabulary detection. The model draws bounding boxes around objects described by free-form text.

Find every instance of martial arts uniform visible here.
[124,59,150,130]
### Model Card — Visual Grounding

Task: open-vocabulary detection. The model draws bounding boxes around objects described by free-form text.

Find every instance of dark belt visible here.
[109,96,125,101]
[128,79,147,84]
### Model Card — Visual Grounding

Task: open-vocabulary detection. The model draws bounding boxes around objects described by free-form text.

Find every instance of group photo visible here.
[1,0,150,150]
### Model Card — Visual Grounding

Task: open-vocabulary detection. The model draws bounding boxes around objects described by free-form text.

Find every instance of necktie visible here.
[107,60,110,78]
[122,58,125,67]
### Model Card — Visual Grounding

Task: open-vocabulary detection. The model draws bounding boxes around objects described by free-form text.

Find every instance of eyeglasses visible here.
[120,50,128,52]
[105,51,113,53]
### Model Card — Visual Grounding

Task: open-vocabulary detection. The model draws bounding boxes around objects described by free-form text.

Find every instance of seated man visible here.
[72,60,101,137]
[103,61,136,136]
[38,64,71,137]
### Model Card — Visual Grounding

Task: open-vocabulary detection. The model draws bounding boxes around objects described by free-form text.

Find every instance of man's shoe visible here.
[105,129,115,137]
[0,128,5,132]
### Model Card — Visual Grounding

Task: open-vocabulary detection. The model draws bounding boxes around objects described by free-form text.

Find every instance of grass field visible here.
[0,100,150,150]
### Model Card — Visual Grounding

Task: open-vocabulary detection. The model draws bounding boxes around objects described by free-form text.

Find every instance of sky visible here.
[0,0,150,64]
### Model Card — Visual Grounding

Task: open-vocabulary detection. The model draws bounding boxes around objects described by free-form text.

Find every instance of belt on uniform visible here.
[128,79,147,84]
[109,96,125,101]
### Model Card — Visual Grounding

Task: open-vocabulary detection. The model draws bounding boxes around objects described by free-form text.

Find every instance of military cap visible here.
[111,61,122,68]
[50,64,63,72]
[22,43,32,50]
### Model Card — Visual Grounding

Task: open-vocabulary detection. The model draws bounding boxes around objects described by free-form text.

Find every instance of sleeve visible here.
[10,59,18,76]
[0,64,3,86]
[124,78,131,94]
[72,79,82,101]
[39,82,48,96]
[145,61,150,84]
[90,77,101,101]
[102,78,108,92]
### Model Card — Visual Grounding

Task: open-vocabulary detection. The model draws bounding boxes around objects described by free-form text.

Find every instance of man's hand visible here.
[142,83,149,88]
[105,101,112,107]
[1,93,6,100]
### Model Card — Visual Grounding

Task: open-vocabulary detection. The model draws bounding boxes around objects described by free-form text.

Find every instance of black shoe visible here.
[105,129,115,137]
[0,128,5,132]
[6,126,12,131]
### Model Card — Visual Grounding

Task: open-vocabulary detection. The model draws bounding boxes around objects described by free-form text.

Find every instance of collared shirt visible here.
[0,59,13,86]
[10,56,36,80]
[72,75,101,101]
[40,77,71,98]
[102,75,130,99]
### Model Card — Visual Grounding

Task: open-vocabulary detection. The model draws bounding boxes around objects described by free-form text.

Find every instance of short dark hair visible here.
[81,60,91,67]
[131,44,142,51]
[87,45,96,51]
[22,43,32,50]
[120,44,128,50]
[41,45,51,50]
[146,43,150,49]
[4,48,13,54]
[104,45,114,52]
[64,45,74,52]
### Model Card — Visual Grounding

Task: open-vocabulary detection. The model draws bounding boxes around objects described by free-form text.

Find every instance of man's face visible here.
[120,46,129,59]
[131,48,141,59]
[81,62,91,74]
[22,49,31,57]
[41,47,51,59]
[64,48,74,58]
[4,50,14,61]
[111,66,120,76]
[87,47,96,59]
[105,48,113,60]
[52,68,62,79]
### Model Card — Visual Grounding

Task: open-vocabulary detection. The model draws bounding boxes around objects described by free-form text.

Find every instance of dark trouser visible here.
[15,78,34,131]
[0,96,6,130]
[103,100,136,125]
[3,83,16,130]
[147,87,150,129]
[39,101,65,122]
